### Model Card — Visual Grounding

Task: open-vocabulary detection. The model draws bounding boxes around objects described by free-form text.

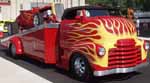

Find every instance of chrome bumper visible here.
[94,62,149,76]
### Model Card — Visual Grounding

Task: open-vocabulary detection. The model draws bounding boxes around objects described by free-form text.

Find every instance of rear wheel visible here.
[70,54,93,81]
[9,44,18,59]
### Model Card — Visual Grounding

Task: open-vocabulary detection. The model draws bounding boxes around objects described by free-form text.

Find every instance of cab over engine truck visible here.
[0,4,149,81]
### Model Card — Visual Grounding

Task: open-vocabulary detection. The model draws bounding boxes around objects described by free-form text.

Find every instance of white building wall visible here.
[80,0,85,6]
[72,0,78,7]
[1,0,17,20]
[1,6,10,20]
[0,0,85,20]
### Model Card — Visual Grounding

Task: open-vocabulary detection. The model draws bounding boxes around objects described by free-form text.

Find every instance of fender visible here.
[10,37,23,55]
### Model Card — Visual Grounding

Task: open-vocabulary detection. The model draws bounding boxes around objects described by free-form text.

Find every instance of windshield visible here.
[63,8,122,20]
[85,9,122,17]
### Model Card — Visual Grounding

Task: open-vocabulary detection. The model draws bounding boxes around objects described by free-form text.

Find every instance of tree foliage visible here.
[86,0,150,11]
[86,0,113,5]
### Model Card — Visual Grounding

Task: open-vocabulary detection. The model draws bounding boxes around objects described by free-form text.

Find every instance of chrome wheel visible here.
[74,57,86,77]
[71,54,92,81]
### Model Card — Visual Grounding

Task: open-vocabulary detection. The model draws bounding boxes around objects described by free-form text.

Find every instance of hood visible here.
[97,16,136,36]
[89,16,138,47]
[74,16,138,49]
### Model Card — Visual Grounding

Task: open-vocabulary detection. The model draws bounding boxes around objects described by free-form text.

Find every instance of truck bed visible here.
[0,23,60,64]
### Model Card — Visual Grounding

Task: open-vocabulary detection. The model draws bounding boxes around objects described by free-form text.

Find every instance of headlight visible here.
[144,41,150,50]
[98,48,106,56]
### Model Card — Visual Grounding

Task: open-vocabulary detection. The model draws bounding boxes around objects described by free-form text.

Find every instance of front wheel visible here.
[71,54,93,81]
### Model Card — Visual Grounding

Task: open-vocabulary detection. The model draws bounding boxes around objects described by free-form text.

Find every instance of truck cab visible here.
[59,6,148,80]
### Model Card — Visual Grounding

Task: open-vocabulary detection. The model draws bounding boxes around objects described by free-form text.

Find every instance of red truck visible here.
[0,4,149,81]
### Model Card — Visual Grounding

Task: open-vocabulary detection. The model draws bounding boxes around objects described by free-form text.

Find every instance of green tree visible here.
[113,0,127,8]
[86,0,113,5]
[143,0,150,11]
[86,0,150,11]
[86,0,127,7]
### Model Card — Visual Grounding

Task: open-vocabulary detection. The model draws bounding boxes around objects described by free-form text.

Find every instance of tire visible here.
[9,44,18,59]
[70,54,93,81]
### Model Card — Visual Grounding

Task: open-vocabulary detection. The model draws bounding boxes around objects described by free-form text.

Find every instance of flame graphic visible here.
[62,17,136,61]
[62,20,101,60]
[101,17,136,35]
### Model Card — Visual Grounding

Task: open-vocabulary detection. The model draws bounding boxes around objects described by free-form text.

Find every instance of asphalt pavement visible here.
[0,46,150,83]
